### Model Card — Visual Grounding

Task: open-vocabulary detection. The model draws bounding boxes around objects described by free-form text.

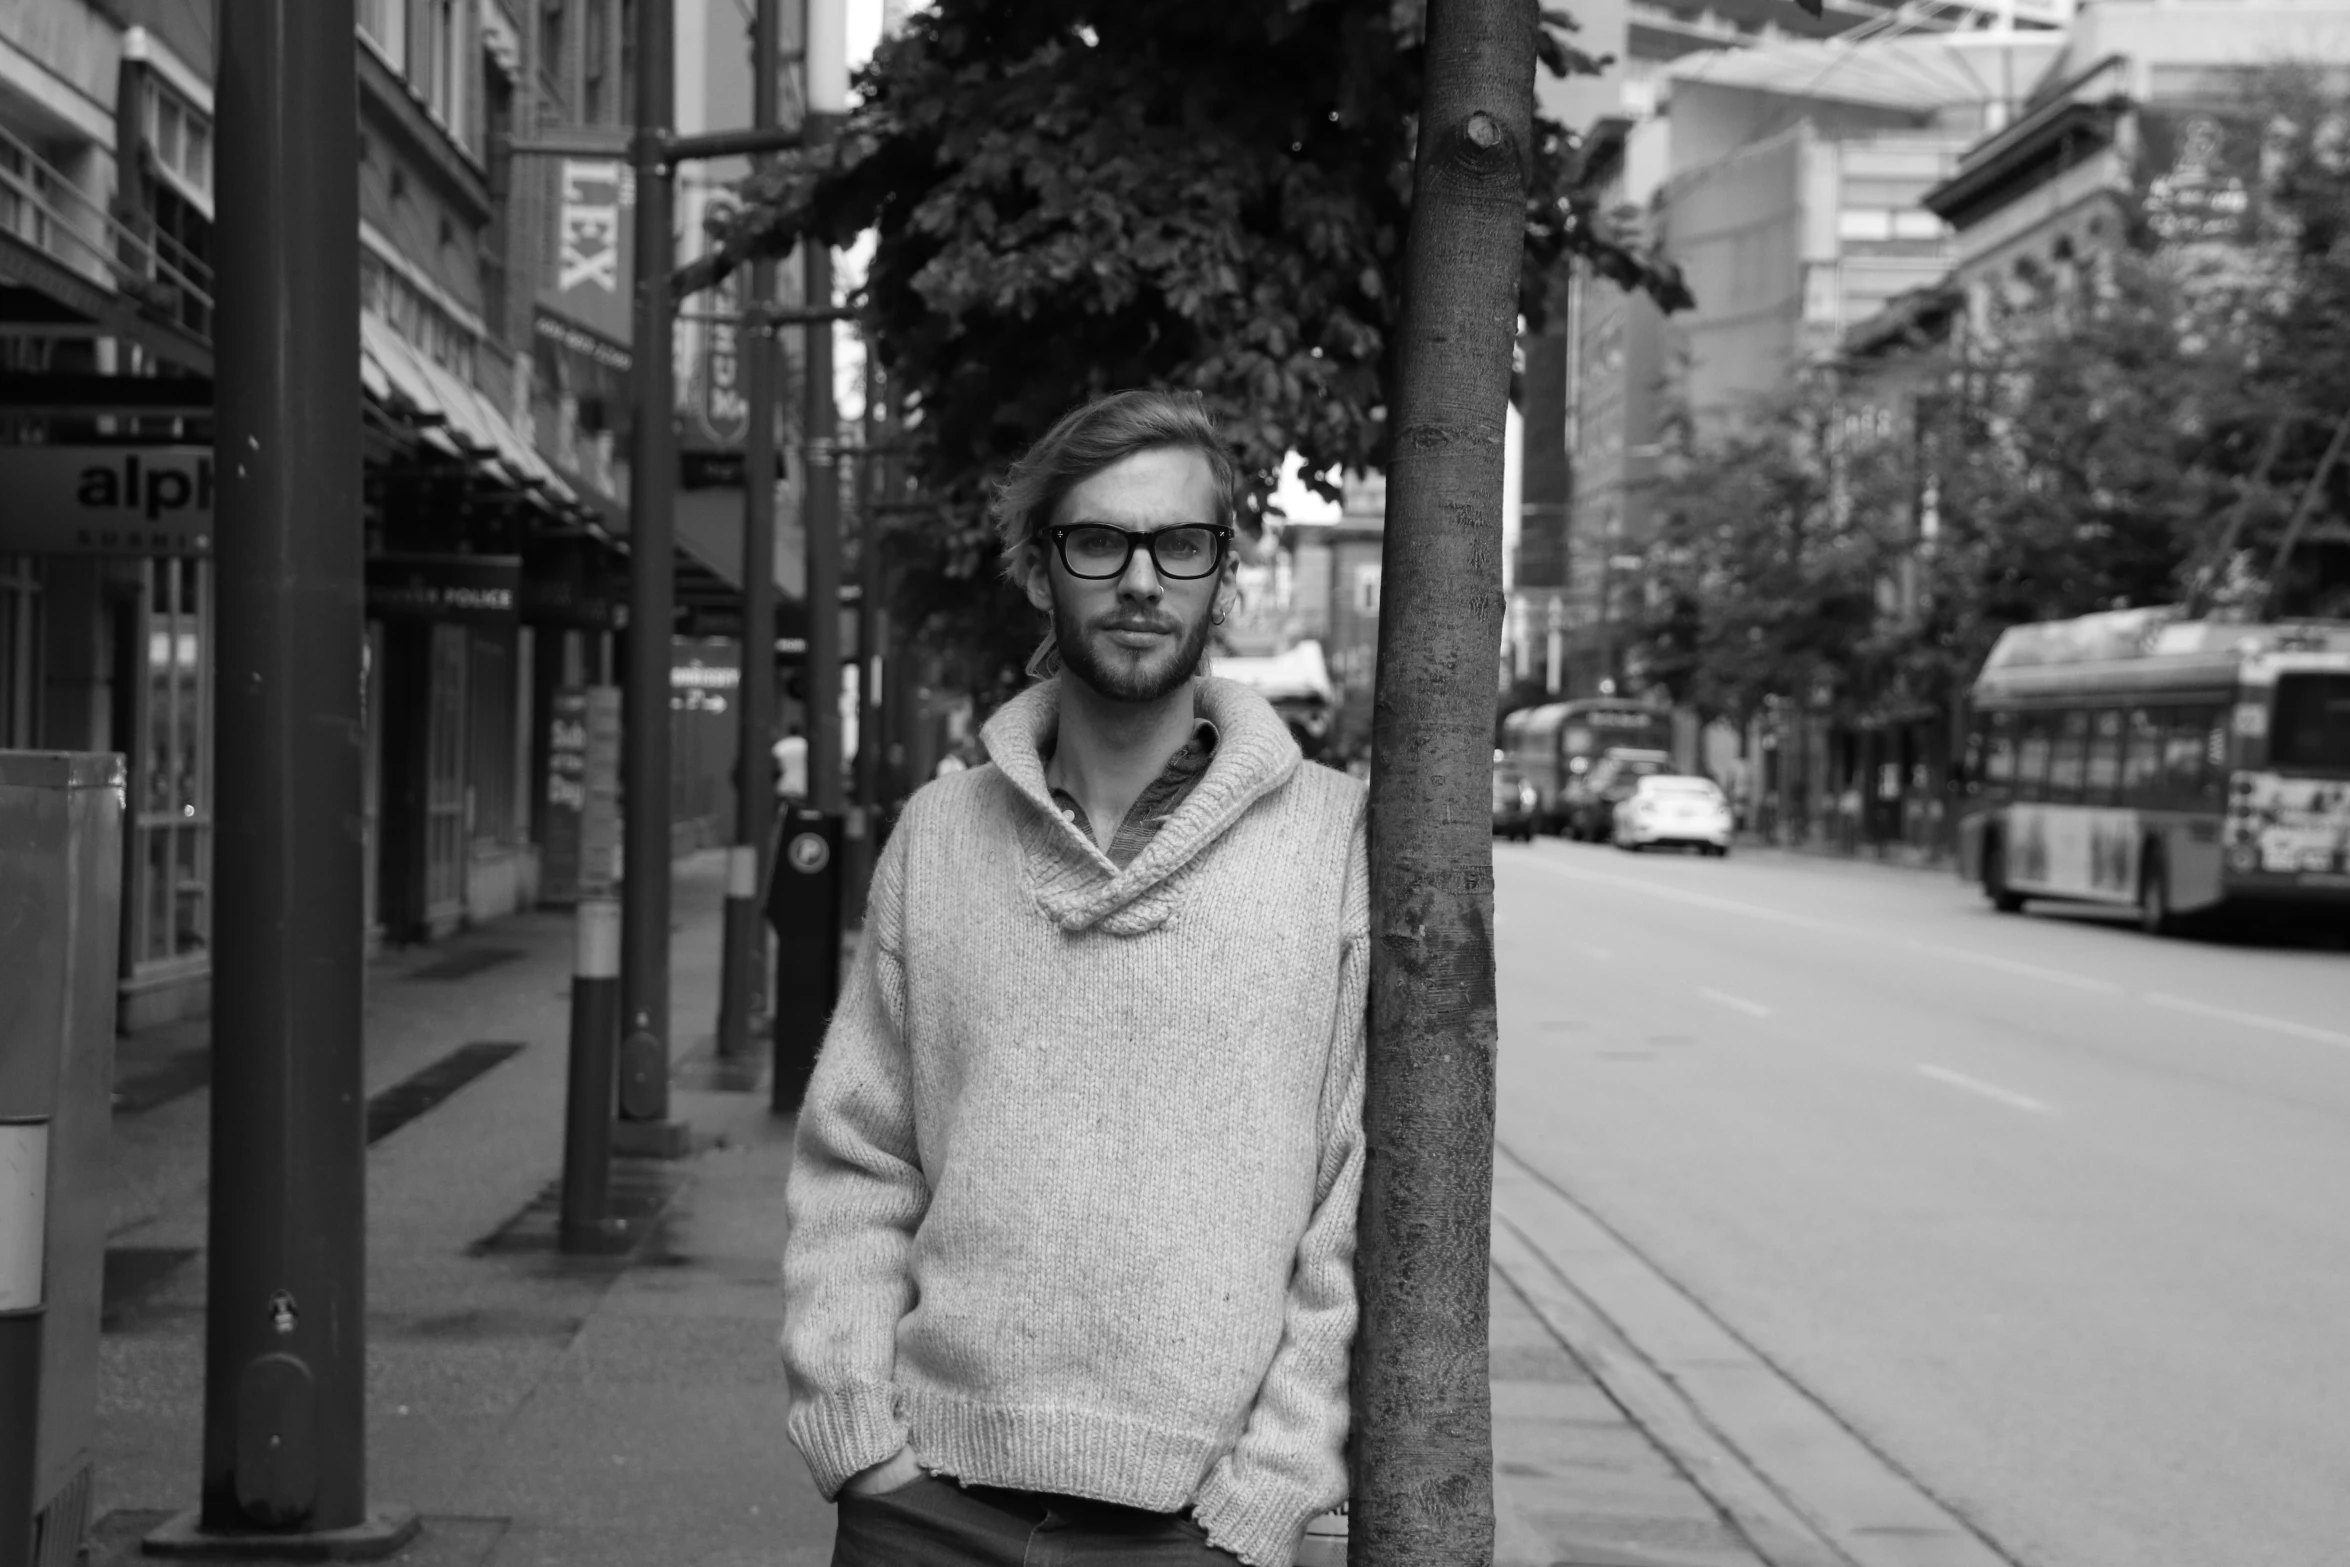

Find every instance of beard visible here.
[1051,585,1216,704]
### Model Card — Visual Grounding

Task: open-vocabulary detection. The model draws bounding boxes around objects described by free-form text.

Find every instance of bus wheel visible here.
[1984,833,2026,914]
[2138,844,2178,937]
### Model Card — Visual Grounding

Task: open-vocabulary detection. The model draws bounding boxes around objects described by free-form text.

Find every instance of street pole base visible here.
[610,1118,692,1159]
[142,1506,421,1561]
[558,1215,640,1256]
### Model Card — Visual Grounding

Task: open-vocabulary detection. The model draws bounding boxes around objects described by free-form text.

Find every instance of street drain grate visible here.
[409,946,523,982]
[366,1041,526,1146]
[101,1246,200,1327]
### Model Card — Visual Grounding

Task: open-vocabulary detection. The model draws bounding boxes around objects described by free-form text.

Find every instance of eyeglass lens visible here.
[1060,525,1223,580]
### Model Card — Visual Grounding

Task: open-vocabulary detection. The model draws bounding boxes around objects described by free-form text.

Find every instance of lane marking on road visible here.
[2142,991,2350,1050]
[1897,940,2121,995]
[1698,987,1772,1019]
[1916,1064,2053,1115]
[1516,852,2124,995]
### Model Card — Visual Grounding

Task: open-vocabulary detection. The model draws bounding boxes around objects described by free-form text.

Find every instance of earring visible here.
[1211,607,1229,626]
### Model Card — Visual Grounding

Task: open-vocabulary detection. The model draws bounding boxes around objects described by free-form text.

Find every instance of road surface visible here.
[1494,838,2350,1567]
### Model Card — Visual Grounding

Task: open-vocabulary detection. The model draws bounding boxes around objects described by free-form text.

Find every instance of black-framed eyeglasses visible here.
[1044,523,1234,581]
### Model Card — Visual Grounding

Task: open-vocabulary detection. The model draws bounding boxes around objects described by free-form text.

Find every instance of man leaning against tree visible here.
[779,389,1369,1567]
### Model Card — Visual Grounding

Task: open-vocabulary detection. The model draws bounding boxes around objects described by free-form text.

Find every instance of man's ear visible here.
[1017,539,1054,615]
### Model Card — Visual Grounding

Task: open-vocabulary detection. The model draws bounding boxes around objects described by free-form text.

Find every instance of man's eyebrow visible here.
[1062,516,1212,530]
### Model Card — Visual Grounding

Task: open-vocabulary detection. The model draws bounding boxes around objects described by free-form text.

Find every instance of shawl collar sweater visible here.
[781,676,1369,1567]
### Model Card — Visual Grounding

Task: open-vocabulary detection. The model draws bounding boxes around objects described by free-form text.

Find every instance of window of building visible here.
[415,0,471,145]
[0,140,56,252]
[129,558,213,973]
[584,0,614,122]
[144,78,213,203]
[1838,209,1894,243]
[1892,210,1945,241]
[1354,564,1382,615]
[360,0,410,68]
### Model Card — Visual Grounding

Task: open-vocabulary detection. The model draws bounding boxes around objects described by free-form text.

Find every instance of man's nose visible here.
[1116,542,1164,601]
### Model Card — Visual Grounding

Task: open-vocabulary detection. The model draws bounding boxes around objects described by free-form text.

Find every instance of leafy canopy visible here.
[692,0,1690,683]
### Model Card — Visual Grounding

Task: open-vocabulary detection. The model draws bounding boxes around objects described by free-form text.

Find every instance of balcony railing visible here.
[0,119,216,363]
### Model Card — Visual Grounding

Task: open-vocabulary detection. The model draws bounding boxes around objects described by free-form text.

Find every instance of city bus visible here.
[1954,608,2350,934]
[1500,698,1675,834]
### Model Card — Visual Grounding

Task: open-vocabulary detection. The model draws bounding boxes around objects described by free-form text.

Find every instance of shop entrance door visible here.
[420,621,469,932]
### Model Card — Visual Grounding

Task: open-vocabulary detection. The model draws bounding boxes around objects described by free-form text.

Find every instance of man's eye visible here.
[1159,531,1205,560]
[1069,528,1125,558]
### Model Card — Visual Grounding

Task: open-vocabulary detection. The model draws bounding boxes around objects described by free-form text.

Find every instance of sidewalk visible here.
[87,851,1779,1567]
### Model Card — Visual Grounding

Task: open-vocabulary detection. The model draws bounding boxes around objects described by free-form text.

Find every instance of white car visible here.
[1613,775,1734,856]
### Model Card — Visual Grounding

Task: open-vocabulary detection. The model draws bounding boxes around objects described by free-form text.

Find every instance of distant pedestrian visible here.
[774,725,808,800]
[781,389,1367,1567]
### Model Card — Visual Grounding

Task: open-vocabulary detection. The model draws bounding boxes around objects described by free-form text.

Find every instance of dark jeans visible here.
[832,1474,1235,1566]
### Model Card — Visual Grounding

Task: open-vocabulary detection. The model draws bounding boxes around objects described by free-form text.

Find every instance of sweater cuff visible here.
[786,1382,910,1501]
[1192,1467,1324,1567]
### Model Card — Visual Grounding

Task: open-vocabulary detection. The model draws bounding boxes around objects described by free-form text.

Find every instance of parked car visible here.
[1567,748,1674,842]
[1613,774,1734,855]
[1492,764,1539,843]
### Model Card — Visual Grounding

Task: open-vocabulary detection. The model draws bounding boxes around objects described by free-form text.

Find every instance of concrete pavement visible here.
[88,848,1796,1567]
[1495,836,2350,1567]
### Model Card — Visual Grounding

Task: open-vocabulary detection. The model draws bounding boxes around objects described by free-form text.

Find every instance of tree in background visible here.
[687,0,1690,695]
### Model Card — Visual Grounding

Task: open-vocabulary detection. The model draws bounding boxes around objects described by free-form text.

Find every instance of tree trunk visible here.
[1351,0,1534,1563]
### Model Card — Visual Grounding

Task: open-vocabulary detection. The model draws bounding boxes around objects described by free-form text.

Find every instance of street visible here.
[1494,838,2350,1567]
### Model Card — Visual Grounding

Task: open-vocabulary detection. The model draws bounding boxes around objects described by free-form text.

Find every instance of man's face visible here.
[1022,446,1234,705]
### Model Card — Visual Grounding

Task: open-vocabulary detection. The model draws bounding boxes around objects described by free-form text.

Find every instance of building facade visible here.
[0,0,781,1028]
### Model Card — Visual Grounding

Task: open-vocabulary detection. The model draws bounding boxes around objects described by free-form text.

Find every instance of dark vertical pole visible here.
[617,0,683,1149]
[160,3,412,1553]
[718,0,781,1060]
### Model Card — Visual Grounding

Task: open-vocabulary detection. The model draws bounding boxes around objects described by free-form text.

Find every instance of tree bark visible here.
[1351,1,1534,1564]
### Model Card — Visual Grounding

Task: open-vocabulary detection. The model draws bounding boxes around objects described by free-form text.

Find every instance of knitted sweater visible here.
[780,675,1369,1567]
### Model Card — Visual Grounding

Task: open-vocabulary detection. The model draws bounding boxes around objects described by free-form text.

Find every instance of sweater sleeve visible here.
[779,825,927,1499]
[1190,805,1370,1567]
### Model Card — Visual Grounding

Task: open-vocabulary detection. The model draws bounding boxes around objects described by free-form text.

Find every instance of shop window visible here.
[128,558,213,972]
[468,628,518,847]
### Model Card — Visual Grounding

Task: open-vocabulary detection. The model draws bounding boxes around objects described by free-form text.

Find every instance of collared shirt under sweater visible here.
[779,675,1369,1567]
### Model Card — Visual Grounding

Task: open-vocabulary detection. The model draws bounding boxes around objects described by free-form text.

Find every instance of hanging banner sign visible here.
[365,554,523,623]
[543,159,635,345]
[0,446,213,555]
[686,196,750,450]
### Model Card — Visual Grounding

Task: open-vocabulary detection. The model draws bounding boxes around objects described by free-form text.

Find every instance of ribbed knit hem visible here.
[786,1382,910,1500]
[902,1388,1226,1514]
[1192,1467,1324,1567]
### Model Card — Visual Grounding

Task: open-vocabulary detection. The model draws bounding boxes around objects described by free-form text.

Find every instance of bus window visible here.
[2084,708,2123,803]
[1984,711,2016,792]
[2047,709,2089,802]
[2270,673,2350,769]
[2016,713,2054,800]
[2120,708,2165,804]
[2162,710,2210,800]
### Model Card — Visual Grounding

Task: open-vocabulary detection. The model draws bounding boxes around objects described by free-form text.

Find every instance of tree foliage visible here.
[691,0,1690,688]
[1628,72,2350,733]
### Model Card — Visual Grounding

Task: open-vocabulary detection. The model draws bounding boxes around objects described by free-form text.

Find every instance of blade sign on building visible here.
[693,199,750,449]
[2139,112,2259,246]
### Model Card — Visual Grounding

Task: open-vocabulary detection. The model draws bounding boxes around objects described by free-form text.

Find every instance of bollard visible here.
[767,807,844,1115]
[560,897,630,1253]
[0,1120,46,1567]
